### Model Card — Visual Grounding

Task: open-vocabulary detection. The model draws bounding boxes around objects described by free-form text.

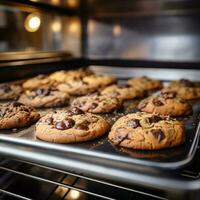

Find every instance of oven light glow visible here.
[69,190,80,199]
[67,0,79,8]
[52,20,61,33]
[88,20,95,33]
[69,21,79,33]
[51,0,60,5]
[113,24,121,37]
[24,13,41,32]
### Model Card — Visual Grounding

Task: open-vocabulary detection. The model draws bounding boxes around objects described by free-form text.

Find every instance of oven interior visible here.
[0,0,200,199]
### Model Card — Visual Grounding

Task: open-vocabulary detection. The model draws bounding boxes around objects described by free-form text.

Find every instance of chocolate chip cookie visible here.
[71,94,122,113]
[57,79,98,96]
[0,83,22,100]
[127,76,163,91]
[35,107,110,143]
[18,86,69,108]
[22,75,52,90]
[162,79,200,100]
[83,75,116,88]
[101,84,145,100]
[0,102,40,129]
[108,112,185,150]
[49,69,93,83]
[138,91,192,116]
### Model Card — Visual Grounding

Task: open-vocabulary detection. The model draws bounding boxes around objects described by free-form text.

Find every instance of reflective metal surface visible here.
[0,5,80,56]
[88,14,200,62]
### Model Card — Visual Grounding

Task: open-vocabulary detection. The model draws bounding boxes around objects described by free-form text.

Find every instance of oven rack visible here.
[0,158,199,200]
[0,158,169,200]
[0,139,200,200]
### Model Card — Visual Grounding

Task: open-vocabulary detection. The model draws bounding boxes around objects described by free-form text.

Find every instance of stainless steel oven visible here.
[0,0,200,199]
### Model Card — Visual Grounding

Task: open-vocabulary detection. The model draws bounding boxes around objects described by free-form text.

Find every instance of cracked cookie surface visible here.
[71,94,122,113]
[101,84,145,100]
[0,102,40,129]
[18,86,69,108]
[0,83,22,100]
[138,91,192,116]
[35,107,110,143]
[22,75,52,90]
[108,112,185,150]
[162,79,200,100]
[127,76,163,91]
[49,69,93,83]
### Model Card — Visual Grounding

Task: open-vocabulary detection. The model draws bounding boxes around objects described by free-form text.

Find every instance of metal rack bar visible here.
[4,158,167,200]
[0,188,32,200]
[0,166,115,200]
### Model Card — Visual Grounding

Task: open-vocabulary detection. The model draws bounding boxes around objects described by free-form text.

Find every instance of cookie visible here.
[138,91,192,116]
[57,79,98,96]
[127,76,163,91]
[22,75,52,90]
[0,102,40,129]
[18,86,69,108]
[101,84,145,100]
[71,94,122,113]
[162,79,200,100]
[49,69,93,83]
[35,107,110,143]
[83,75,116,88]
[108,112,185,150]
[0,83,22,100]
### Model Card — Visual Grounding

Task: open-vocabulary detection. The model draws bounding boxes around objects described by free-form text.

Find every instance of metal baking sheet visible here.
[0,73,199,170]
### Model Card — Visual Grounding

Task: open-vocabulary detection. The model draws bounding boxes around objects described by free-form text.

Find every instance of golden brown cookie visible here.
[0,102,40,129]
[49,69,93,83]
[162,79,200,100]
[0,83,22,100]
[22,75,52,90]
[18,86,69,108]
[101,84,145,100]
[71,94,122,113]
[35,107,110,143]
[57,79,98,96]
[108,112,185,150]
[138,91,192,116]
[127,76,163,91]
[83,75,116,88]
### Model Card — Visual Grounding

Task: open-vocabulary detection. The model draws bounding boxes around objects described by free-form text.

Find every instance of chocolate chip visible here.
[55,121,67,130]
[36,88,50,96]
[21,107,30,112]
[0,84,11,92]
[63,118,75,129]
[70,107,85,115]
[91,103,98,109]
[152,98,164,106]
[82,81,89,85]
[161,91,177,99]
[180,79,194,87]
[151,129,165,142]
[0,108,9,117]
[45,117,53,125]
[148,115,162,123]
[75,120,90,130]
[114,128,128,145]
[118,84,130,89]
[138,100,148,109]
[127,119,140,128]
[12,102,23,107]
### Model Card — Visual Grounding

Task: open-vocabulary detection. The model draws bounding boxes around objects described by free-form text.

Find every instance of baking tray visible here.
[0,72,199,171]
